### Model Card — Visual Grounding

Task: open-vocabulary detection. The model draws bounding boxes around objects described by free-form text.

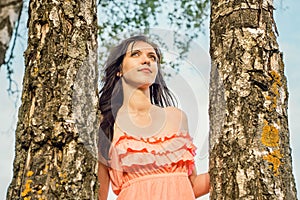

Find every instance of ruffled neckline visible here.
[114,130,191,145]
[109,130,196,175]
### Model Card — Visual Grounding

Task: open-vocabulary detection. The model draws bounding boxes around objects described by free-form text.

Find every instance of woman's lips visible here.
[138,68,152,73]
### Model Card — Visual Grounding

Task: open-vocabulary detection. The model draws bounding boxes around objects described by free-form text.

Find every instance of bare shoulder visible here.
[164,106,187,117]
[164,106,188,130]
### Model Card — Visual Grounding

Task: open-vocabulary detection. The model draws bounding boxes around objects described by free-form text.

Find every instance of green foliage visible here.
[97,0,209,72]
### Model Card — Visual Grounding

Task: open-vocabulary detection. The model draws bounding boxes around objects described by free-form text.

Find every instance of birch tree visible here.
[5,0,210,199]
[6,0,99,199]
[209,0,297,199]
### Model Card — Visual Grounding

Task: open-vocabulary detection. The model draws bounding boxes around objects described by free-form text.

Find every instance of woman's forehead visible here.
[127,41,156,53]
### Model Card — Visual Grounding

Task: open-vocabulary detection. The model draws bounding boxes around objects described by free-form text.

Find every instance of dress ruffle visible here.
[109,130,196,174]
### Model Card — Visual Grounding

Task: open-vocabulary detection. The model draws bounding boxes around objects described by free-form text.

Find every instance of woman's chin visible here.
[132,79,155,89]
[137,83,153,90]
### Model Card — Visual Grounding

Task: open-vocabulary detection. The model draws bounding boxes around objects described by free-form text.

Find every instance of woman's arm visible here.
[168,107,210,197]
[189,168,210,198]
[98,161,110,200]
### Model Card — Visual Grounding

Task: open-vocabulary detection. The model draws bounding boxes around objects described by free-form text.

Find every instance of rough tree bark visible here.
[209,0,297,199]
[6,0,99,199]
[0,0,23,67]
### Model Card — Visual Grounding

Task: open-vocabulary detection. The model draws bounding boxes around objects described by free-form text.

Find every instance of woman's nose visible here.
[141,54,151,65]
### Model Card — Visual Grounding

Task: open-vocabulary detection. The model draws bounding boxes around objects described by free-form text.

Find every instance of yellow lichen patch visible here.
[265,95,272,100]
[42,165,49,174]
[270,70,282,86]
[27,171,34,177]
[37,189,43,195]
[21,179,33,197]
[263,149,282,176]
[264,95,277,111]
[271,83,279,96]
[270,70,282,97]
[31,66,39,77]
[263,70,282,111]
[24,197,31,200]
[261,121,279,147]
[59,172,68,184]
[59,172,67,179]
[270,97,277,110]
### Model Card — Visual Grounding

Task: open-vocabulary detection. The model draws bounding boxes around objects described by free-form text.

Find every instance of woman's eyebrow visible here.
[129,49,156,55]
[128,49,140,54]
[147,52,157,57]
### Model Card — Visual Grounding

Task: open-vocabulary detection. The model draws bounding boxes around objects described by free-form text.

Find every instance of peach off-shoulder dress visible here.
[108,124,197,200]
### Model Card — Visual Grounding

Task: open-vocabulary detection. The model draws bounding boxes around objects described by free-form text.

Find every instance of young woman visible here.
[98,35,210,200]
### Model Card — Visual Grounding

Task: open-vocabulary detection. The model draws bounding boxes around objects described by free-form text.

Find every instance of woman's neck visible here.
[122,83,152,113]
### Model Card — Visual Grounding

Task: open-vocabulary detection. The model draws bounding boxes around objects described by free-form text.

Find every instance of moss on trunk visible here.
[7,0,99,199]
[209,0,297,199]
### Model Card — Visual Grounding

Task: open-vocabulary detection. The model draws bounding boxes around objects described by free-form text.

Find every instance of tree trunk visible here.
[0,0,23,67]
[6,0,99,199]
[209,0,297,199]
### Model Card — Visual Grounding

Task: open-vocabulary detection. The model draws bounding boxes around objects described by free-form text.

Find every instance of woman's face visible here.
[121,41,159,89]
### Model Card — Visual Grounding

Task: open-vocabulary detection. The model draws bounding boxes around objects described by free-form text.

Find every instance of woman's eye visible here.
[131,52,139,57]
[150,55,157,61]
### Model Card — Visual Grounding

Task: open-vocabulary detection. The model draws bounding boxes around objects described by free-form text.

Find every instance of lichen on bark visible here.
[6,0,99,199]
[209,0,297,199]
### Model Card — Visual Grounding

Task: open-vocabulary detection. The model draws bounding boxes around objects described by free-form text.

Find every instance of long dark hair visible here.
[99,35,177,160]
